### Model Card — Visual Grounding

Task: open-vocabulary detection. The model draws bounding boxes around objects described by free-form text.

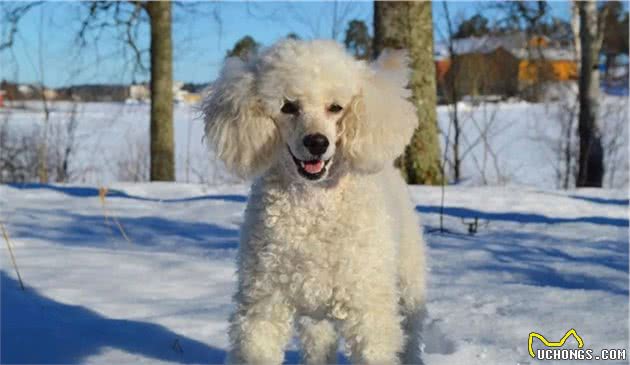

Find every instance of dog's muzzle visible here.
[287,146,332,180]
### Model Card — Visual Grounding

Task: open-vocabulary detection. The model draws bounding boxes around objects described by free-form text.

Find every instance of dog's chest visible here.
[248,185,365,313]
[262,190,351,268]
[274,214,352,314]
[243,176,393,316]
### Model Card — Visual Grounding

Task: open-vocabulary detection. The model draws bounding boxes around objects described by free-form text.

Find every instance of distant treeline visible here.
[0,80,209,102]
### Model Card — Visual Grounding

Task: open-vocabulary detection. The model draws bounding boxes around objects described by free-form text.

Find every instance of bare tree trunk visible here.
[563,104,575,190]
[441,3,461,183]
[373,1,443,185]
[37,94,49,183]
[146,1,174,181]
[37,8,49,184]
[571,3,581,65]
[576,1,604,187]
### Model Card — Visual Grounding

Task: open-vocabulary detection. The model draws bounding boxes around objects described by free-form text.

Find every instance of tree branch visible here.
[0,2,43,51]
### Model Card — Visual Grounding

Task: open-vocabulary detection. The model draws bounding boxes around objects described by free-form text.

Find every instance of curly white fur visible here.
[204,39,427,365]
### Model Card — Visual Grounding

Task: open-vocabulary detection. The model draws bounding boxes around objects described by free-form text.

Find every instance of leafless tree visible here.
[0,112,38,182]
[436,3,511,185]
[531,87,578,190]
[599,98,628,188]
[463,103,512,185]
[557,94,579,189]
[535,84,627,190]
[3,5,53,183]
[0,101,80,183]
[50,103,80,182]
[0,2,42,51]
[116,134,149,182]
[35,8,51,183]
[2,1,177,181]
[575,1,607,187]
[440,2,463,182]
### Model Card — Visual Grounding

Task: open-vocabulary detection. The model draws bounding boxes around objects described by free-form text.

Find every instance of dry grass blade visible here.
[99,187,133,244]
[1,222,25,290]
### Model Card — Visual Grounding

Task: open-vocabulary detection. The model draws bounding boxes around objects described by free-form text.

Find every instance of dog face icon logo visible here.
[528,329,584,358]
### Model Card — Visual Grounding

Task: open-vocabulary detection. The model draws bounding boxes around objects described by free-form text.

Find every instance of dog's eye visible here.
[281,101,300,115]
[328,103,343,113]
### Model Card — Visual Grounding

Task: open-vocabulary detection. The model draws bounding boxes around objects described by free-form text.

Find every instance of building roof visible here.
[435,33,577,62]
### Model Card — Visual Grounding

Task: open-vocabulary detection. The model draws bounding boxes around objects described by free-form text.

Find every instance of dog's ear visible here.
[340,50,417,174]
[202,57,280,179]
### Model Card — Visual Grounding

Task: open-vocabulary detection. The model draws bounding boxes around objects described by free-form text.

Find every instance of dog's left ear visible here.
[340,50,418,174]
[202,57,280,179]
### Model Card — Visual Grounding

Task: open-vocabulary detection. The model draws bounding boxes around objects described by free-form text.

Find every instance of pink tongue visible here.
[303,160,324,174]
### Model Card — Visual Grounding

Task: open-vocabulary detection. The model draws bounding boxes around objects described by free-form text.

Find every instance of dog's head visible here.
[203,39,417,183]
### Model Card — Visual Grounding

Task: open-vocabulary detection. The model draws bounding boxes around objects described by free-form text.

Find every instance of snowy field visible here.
[1,101,234,185]
[1,182,628,364]
[1,94,628,364]
[1,94,627,188]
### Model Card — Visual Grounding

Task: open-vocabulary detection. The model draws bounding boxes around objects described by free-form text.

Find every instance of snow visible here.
[1,95,628,364]
[436,95,628,188]
[2,182,627,364]
[1,101,236,185]
[2,94,627,188]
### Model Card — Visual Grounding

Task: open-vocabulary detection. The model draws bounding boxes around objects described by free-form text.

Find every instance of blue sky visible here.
[0,1,573,88]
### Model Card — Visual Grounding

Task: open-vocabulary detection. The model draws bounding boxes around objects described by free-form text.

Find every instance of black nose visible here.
[303,133,329,156]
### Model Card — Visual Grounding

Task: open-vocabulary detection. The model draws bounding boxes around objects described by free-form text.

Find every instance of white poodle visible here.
[203,39,427,365]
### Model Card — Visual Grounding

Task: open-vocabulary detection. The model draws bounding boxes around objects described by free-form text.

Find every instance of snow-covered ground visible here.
[1,101,232,185]
[2,94,627,188]
[2,182,627,364]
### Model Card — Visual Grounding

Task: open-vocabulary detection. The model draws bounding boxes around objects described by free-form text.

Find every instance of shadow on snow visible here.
[1,271,225,364]
[1,272,307,364]
[10,208,240,252]
[416,205,628,228]
[7,183,248,203]
[537,191,629,207]
[567,195,629,207]
[426,227,629,296]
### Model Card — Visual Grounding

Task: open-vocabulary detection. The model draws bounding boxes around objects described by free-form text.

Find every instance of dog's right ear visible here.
[202,57,279,179]
[339,50,417,174]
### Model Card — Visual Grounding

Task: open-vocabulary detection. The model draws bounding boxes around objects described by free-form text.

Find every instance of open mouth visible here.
[287,146,332,180]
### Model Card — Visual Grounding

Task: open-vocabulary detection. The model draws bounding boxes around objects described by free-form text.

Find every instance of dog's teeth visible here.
[300,161,305,167]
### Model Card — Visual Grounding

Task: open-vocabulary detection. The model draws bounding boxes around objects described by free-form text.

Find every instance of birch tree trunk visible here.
[576,1,604,187]
[146,1,175,181]
[373,1,443,185]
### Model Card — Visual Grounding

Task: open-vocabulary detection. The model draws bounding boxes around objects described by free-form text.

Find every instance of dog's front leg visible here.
[227,292,295,365]
[298,317,338,364]
[337,284,404,365]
